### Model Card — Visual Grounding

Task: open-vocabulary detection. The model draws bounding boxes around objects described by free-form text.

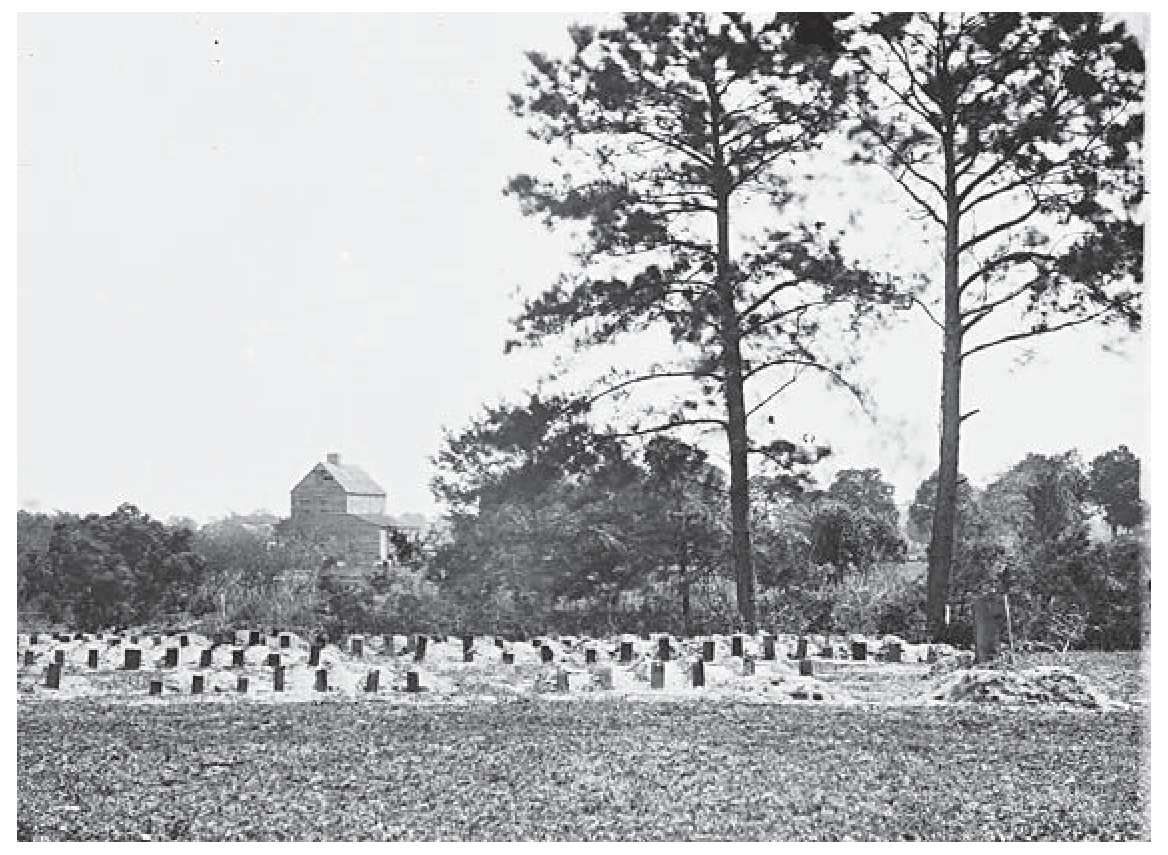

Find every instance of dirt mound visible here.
[927,666,1127,710]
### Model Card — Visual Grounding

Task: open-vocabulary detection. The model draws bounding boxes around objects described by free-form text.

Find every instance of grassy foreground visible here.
[18,698,1148,841]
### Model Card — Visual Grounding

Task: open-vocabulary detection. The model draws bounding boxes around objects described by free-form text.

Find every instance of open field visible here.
[18,697,1148,841]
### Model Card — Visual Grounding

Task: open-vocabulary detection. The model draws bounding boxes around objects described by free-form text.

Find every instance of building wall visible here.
[345,493,386,516]
[291,469,348,517]
[289,513,385,565]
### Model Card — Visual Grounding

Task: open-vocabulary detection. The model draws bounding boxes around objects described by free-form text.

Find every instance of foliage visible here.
[1087,445,1144,534]
[17,505,204,631]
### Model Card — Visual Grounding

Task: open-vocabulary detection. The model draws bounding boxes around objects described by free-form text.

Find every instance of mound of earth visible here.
[927,665,1127,710]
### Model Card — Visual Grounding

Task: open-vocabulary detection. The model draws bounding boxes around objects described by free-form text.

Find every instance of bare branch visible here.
[961,279,1037,333]
[583,369,721,407]
[746,366,805,418]
[607,417,729,439]
[962,307,1114,360]
[958,201,1041,254]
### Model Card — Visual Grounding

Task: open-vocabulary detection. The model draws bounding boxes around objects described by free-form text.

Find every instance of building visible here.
[289,453,420,566]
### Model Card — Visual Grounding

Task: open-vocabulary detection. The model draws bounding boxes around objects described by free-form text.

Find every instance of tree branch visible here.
[961,307,1114,360]
[958,201,1041,254]
[608,417,729,439]
[584,369,721,407]
[746,366,805,419]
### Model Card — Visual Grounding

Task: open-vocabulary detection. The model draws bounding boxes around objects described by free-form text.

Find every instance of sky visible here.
[17,13,1152,524]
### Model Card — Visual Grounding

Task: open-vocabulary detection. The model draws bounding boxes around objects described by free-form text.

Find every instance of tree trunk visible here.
[926,126,964,639]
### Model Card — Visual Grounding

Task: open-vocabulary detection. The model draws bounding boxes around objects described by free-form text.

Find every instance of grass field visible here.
[17,697,1149,841]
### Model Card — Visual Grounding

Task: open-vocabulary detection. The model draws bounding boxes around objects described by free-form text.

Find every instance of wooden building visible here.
[289,453,419,566]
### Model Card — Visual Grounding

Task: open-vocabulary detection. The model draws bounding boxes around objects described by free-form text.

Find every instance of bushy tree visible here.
[1088,445,1144,535]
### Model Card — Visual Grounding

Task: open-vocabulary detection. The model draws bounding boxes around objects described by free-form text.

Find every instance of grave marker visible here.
[365,670,380,693]
[463,650,474,663]
[24,650,35,666]
[350,636,364,657]
[502,651,515,665]
[799,659,814,677]
[273,665,285,691]
[462,635,474,653]
[308,644,322,667]
[597,666,614,690]
[248,630,262,647]
[149,679,163,696]
[406,671,421,693]
[88,649,99,669]
[743,655,756,676]
[280,634,291,649]
[691,659,705,688]
[124,649,142,670]
[414,636,427,662]
[232,649,245,667]
[54,649,65,665]
[650,661,665,689]
[192,675,204,694]
[702,640,715,662]
[237,676,249,693]
[315,669,328,692]
[819,645,834,659]
[555,670,569,692]
[585,648,598,665]
[762,636,776,661]
[495,637,505,649]
[619,641,633,663]
[266,652,281,668]
[657,637,672,661]
[180,634,190,648]
[851,641,867,661]
[795,637,808,660]
[731,635,744,657]
[45,663,61,690]
[164,648,179,668]
[974,596,1006,663]
[30,633,38,645]
[885,641,903,664]
[540,645,554,663]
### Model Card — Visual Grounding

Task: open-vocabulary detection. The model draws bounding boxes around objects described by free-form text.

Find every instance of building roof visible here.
[351,513,424,531]
[297,460,385,496]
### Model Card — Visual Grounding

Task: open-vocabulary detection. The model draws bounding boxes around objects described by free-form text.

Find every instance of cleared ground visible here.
[17,696,1148,841]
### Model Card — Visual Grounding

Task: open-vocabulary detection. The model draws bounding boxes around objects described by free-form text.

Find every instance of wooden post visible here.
[414,636,427,662]
[406,670,421,693]
[351,636,364,657]
[150,679,163,696]
[365,670,380,692]
[799,659,814,677]
[180,634,189,647]
[585,648,597,664]
[54,649,65,665]
[191,675,204,694]
[540,645,554,663]
[124,649,141,670]
[657,637,672,661]
[462,635,474,653]
[1004,593,1015,652]
[237,676,248,693]
[164,648,178,668]
[650,661,665,689]
[315,669,328,692]
[200,649,213,668]
[280,634,291,649]
[273,665,285,691]
[502,651,515,665]
[702,640,715,662]
[619,641,633,663]
[30,633,38,645]
[266,652,281,668]
[851,641,867,661]
[45,663,61,689]
[308,644,322,666]
[248,630,261,647]
[232,649,245,667]
[88,649,98,669]
[494,637,505,649]
[691,659,705,688]
[731,635,744,657]
[795,637,808,660]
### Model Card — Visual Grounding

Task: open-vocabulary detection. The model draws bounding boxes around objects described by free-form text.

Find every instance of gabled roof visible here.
[294,461,385,496]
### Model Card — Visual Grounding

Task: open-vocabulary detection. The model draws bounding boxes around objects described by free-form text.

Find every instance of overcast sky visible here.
[17,13,1150,523]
